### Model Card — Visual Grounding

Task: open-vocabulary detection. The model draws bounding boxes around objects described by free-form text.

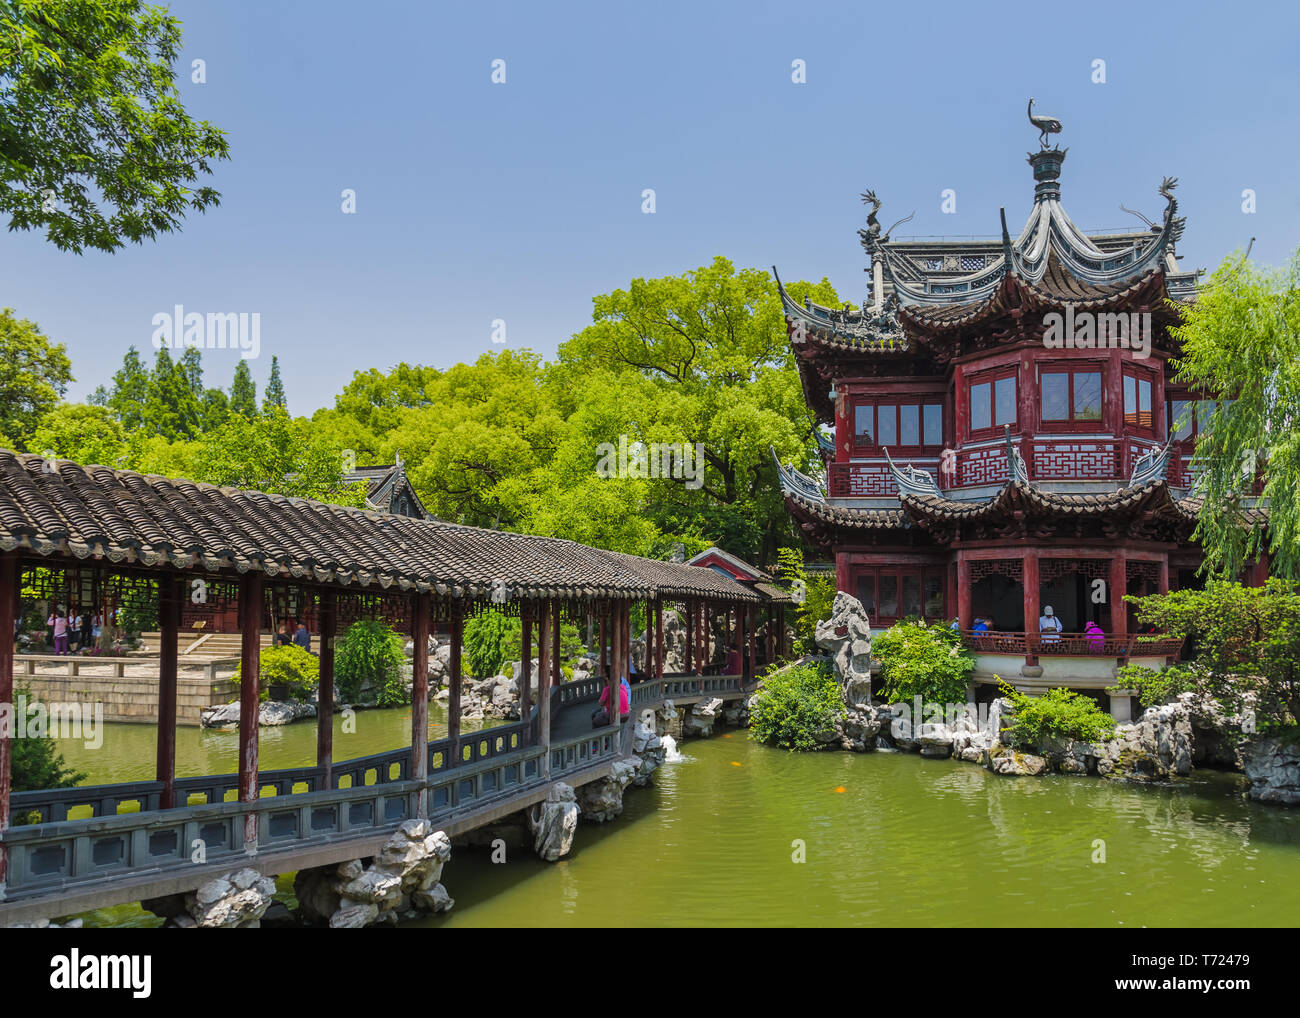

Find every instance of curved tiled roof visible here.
[0,451,763,603]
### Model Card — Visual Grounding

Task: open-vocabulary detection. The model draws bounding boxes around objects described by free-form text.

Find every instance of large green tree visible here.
[104,345,148,430]
[0,306,73,447]
[558,256,839,562]
[0,0,229,253]
[262,355,286,413]
[1172,247,1300,581]
[30,401,124,465]
[143,347,200,440]
[229,360,257,417]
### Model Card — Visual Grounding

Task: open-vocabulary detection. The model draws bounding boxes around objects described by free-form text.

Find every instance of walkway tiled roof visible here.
[0,451,764,603]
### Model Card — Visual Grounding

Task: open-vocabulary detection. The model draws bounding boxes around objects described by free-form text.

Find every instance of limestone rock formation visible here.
[529,782,579,861]
[814,593,873,707]
[631,721,666,785]
[575,759,639,822]
[293,821,454,927]
[185,867,278,928]
[682,697,723,738]
[200,699,315,729]
[1094,702,1193,781]
[1242,738,1300,806]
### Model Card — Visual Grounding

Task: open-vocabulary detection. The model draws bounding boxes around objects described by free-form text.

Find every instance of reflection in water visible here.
[64,715,1300,928]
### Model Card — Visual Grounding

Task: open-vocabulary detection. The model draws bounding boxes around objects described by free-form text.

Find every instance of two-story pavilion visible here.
[773,109,1268,716]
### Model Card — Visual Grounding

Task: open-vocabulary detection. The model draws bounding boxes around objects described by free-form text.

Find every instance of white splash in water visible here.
[661,734,687,763]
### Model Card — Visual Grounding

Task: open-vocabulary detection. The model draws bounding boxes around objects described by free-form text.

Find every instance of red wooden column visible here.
[1109,552,1128,641]
[1158,557,1169,595]
[317,588,336,789]
[538,600,552,771]
[448,603,463,768]
[747,605,756,683]
[695,601,705,677]
[736,600,746,680]
[520,603,532,744]
[0,556,17,891]
[156,576,181,810]
[410,591,430,816]
[956,555,972,631]
[1022,551,1040,665]
[552,599,562,688]
[599,605,609,680]
[655,600,664,679]
[776,606,786,659]
[602,599,617,728]
[765,605,775,669]
[683,599,692,673]
[237,572,263,853]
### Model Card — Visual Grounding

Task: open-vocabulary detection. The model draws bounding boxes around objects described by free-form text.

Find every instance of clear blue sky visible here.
[3,0,1297,414]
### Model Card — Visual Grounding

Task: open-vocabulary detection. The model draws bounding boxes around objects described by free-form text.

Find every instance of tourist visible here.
[92,612,104,651]
[276,620,292,647]
[725,639,742,676]
[68,610,82,651]
[1084,619,1105,653]
[591,674,631,728]
[80,611,93,652]
[1039,605,1063,645]
[972,616,989,635]
[48,609,69,655]
[292,621,310,652]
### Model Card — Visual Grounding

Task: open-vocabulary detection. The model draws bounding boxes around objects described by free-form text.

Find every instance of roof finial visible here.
[999,206,1013,268]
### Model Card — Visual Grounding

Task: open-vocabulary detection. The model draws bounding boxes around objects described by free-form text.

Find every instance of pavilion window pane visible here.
[877,404,897,446]
[1139,379,1152,428]
[878,575,898,618]
[854,405,873,441]
[1171,400,1192,441]
[1074,372,1102,420]
[970,383,991,431]
[1195,400,1214,434]
[1123,375,1137,426]
[901,574,922,617]
[923,404,943,446]
[900,404,920,446]
[1041,373,1069,420]
[856,575,876,618]
[994,376,1017,426]
[923,574,944,618]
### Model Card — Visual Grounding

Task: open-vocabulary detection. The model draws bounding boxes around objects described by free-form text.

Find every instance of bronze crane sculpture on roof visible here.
[1027,98,1062,148]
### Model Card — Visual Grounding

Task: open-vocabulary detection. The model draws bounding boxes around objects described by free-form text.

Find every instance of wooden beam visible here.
[317,588,336,789]
[238,572,263,853]
[156,577,180,810]
[448,603,463,769]
[411,591,430,816]
[683,599,692,673]
[0,556,17,891]
[1109,552,1127,640]
[1022,551,1040,667]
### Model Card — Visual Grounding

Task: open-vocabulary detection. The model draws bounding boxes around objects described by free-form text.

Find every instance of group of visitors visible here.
[42,608,107,654]
[275,619,312,652]
[960,605,1108,653]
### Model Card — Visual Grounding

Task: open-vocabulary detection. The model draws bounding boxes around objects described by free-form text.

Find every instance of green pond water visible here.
[57,714,1300,928]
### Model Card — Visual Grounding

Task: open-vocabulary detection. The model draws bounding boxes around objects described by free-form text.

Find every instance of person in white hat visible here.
[1039,604,1063,644]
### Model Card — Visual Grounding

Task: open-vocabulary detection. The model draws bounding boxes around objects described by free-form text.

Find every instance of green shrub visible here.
[998,679,1116,748]
[748,660,845,752]
[233,644,319,702]
[1111,662,1199,708]
[1126,579,1300,734]
[873,619,974,705]
[463,609,521,679]
[9,685,85,797]
[336,620,406,706]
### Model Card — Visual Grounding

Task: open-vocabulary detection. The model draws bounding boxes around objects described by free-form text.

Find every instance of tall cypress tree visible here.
[229,360,258,417]
[107,346,149,430]
[179,347,204,397]
[262,355,286,413]
[144,349,201,440]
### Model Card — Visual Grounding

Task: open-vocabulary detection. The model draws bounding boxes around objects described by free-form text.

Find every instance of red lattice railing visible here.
[959,630,1184,658]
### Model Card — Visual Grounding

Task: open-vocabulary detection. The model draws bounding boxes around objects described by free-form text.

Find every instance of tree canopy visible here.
[0,0,229,253]
[1171,246,1300,581]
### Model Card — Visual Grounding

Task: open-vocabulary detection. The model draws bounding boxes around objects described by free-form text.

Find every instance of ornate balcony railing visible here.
[959,630,1184,658]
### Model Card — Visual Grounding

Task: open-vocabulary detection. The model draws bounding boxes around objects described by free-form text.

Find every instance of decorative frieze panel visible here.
[1040,558,1111,584]
[970,559,1023,583]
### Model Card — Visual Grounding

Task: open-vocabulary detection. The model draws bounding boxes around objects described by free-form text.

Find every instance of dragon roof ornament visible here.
[882,448,944,499]
[771,445,827,504]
